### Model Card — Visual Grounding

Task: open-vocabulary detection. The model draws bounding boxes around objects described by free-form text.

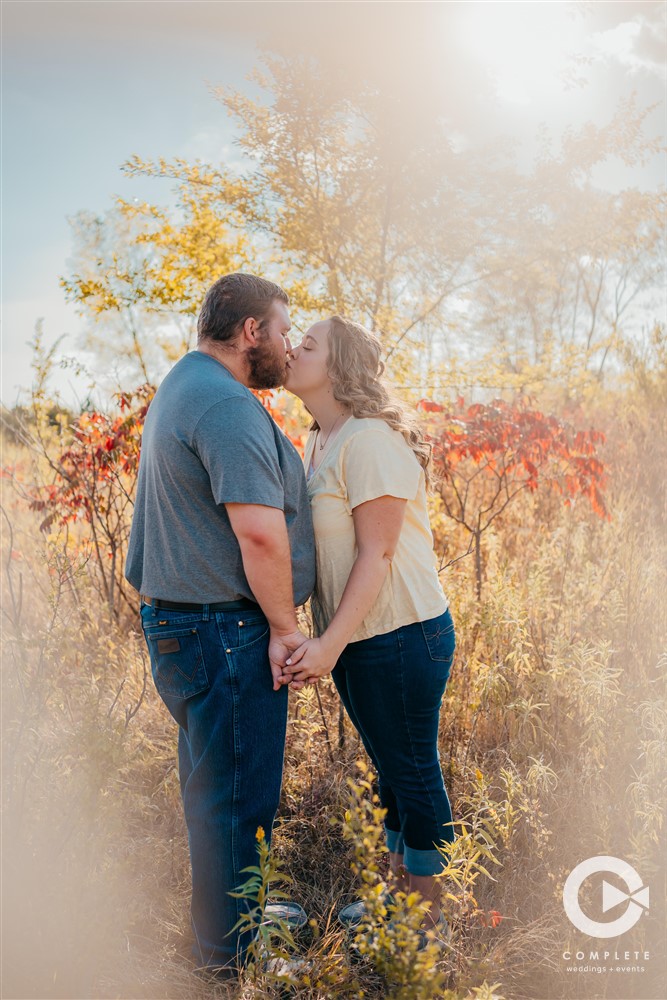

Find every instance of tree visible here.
[61,53,663,396]
[61,164,255,386]
[468,168,665,376]
[28,385,153,618]
[421,396,608,599]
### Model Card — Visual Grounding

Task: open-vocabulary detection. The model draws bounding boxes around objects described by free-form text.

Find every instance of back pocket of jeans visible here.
[420,615,456,663]
[145,626,209,701]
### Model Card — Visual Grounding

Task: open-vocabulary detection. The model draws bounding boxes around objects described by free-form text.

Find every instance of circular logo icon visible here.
[563,855,649,938]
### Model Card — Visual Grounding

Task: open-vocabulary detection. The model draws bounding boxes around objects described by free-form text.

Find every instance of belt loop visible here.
[202,603,210,621]
[151,600,157,618]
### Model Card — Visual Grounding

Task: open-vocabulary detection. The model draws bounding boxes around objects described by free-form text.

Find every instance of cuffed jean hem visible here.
[385,826,404,855]
[386,827,446,876]
[404,845,446,876]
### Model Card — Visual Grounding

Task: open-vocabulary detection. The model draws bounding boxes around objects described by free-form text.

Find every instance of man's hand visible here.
[280,636,341,685]
[269,629,309,691]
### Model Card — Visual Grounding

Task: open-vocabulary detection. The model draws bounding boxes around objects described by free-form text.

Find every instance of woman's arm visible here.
[281,494,407,683]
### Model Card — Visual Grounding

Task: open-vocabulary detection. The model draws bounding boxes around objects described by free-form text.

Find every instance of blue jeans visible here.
[332,608,456,876]
[140,602,288,971]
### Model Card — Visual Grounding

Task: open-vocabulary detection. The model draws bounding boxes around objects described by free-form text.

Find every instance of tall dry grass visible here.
[1,357,665,999]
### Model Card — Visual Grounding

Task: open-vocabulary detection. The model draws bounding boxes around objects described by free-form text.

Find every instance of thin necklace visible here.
[318,412,346,451]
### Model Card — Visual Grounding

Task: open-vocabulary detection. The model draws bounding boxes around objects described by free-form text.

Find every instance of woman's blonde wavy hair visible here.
[320,315,433,489]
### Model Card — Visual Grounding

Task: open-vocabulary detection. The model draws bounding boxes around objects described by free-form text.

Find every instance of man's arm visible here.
[225,502,307,690]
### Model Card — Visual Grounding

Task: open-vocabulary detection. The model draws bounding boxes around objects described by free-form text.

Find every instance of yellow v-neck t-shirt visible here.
[304,416,448,642]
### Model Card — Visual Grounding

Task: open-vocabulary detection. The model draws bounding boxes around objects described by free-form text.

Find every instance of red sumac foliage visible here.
[31,384,154,533]
[419,396,609,597]
[477,908,504,928]
[29,384,154,615]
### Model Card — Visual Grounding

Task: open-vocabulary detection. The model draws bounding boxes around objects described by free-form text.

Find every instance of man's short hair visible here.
[197,273,289,344]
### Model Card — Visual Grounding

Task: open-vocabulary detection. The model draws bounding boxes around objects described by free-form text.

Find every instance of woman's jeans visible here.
[140,602,287,971]
[332,608,456,876]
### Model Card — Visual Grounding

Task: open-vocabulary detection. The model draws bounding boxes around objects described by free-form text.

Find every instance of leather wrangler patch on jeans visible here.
[157,637,181,654]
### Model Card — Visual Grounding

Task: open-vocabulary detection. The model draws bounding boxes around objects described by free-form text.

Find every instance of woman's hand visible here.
[282,636,341,684]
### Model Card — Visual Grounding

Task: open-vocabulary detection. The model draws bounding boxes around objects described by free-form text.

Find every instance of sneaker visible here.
[338,891,396,930]
[416,912,452,952]
[263,899,309,931]
[261,954,313,979]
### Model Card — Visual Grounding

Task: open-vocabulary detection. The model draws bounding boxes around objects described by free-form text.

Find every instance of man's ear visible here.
[241,316,258,343]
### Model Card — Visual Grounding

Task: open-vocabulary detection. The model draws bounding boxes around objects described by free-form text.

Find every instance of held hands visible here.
[280,635,341,686]
[268,629,309,691]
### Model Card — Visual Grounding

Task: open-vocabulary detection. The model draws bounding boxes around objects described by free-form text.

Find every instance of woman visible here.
[281,315,456,945]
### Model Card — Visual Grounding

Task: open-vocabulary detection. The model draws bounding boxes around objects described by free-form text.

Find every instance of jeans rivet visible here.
[191,629,196,634]
[225,648,231,653]
[238,621,244,626]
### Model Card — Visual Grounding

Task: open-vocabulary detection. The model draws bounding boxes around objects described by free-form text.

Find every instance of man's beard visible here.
[247,333,287,389]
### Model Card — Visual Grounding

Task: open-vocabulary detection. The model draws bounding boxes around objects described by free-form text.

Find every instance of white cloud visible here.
[591,17,666,79]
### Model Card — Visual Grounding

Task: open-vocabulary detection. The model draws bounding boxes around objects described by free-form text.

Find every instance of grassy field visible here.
[2,362,665,1000]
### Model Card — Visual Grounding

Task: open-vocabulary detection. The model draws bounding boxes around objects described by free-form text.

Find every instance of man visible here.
[125,273,315,975]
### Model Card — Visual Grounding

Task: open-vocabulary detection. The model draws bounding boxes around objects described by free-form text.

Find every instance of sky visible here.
[2,0,665,406]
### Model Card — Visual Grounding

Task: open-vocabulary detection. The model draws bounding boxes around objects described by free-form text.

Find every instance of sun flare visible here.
[456,2,588,106]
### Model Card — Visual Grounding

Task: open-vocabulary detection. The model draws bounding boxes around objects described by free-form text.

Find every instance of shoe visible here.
[416,912,452,952]
[338,891,396,930]
[263,899,309,931]
[257,915,312,983]
[261,954,313,979]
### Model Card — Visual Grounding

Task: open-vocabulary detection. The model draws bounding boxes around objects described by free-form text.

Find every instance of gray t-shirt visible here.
[125,351,315,606]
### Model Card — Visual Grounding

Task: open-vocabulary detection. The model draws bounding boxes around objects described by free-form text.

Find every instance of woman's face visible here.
[285,321,332,397]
